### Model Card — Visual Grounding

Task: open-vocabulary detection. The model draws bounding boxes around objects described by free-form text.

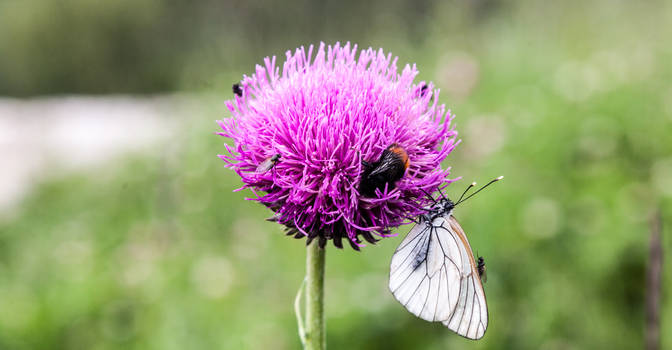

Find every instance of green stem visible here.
[305,241,326,350]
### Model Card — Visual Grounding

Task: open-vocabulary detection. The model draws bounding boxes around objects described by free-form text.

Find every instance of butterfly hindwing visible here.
[442,216,488,339]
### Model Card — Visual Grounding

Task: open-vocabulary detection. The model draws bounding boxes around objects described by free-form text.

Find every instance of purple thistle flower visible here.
[217,42,459,250]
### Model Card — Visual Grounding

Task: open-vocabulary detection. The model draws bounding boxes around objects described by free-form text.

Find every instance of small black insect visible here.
[359,144,409,197]
[419,83,429,97]
[477,256,487,283]
[232,83,243,97]
[256,154,281,173]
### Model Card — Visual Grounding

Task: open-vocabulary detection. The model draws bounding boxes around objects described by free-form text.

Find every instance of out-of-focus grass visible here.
[1,1,672,349]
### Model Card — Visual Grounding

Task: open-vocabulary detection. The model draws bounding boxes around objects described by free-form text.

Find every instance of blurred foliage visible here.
[0,0,437,96]
[1,0,672,349]
[0,0,553,96]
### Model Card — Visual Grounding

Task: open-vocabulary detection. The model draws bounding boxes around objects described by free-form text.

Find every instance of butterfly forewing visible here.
[389,213,488,340]
[389,221,461,322]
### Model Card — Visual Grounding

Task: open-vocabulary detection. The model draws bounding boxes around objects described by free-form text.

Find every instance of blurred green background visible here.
[1,0,671,349]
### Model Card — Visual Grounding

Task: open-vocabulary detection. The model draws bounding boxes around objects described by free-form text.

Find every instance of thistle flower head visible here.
[217,42,458,250]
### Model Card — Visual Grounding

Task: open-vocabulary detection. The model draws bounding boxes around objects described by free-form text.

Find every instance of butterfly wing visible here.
[389,217,462,323]
[440,215,488,339]
[389,214,488,340]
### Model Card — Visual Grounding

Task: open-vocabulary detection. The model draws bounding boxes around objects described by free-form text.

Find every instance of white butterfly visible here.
[389,176,502,340]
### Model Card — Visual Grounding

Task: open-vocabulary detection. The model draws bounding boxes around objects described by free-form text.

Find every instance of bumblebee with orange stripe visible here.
[360,144,410,197]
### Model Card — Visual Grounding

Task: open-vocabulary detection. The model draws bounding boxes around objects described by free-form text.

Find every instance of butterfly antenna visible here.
[420,188,437,204]
[456,176,504,205]
[437,186,448,201]
[456,182,477,203]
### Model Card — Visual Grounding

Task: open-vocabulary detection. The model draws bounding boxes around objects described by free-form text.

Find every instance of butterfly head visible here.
[435,197,456,214]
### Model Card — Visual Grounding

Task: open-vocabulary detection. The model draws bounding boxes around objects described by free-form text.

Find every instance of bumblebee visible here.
[359,144,409,197]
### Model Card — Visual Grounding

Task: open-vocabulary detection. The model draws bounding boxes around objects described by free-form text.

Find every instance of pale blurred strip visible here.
[0,95,181,214]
